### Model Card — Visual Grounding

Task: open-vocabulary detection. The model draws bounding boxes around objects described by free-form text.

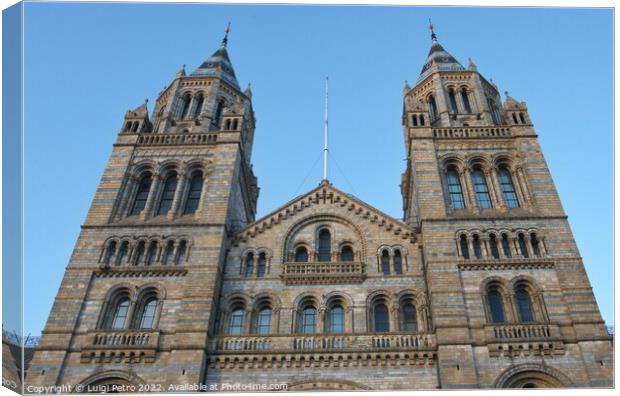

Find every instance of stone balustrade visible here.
[209,332,436,353]
[91,331,159,349]
[281,261,366,285]
[136,133,217,146]
[487,323,557,341]
[432,126,512,139]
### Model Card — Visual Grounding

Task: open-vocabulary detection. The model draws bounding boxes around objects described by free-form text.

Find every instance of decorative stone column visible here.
[490,168,505,208]
[168,171,186,220]
[515,168,530,207]
[463,167,478,209]
[461,168,475,208]
[116,176,137,220]
[141,172,161,221]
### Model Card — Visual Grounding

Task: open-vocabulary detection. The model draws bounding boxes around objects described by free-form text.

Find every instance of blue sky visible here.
[20,3,613,336]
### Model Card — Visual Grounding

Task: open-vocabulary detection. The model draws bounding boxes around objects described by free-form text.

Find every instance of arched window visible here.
[489,234,500,259]
[512,113,518,124]
[460,235,470,259]
[157,173,178,215]
[400,302,417,331]
[487,286,505,323]
[461,88,472,113]
[162,241,174,265]
[175,240,187,264]
[256,307,272,335]
[446,167,465,209]
[232,119,239,130]
[256,252,267,277]
[228,308,245,335]
[515,286,534,322]
[180,94,191,119]
[472,167,492,208]
[472,234,482,259]
[104,241,117,265]
[192,94,204,118]
[145,241,157,266]
[137,297,158,329]
[183,172,203,214]
[419,114,425,126]
[498,167,519,208]
[317,229,331,262]
[518,233,529,258]
[448,89,458,113]
[133,241,145,265]
[428,95,438,122]
[394,250,403,274]
[373,303,390,332]
[224,119,231,130]
[130,173,153,215]
[300,306,316,334]
[411,114,418,126]
[340,245,354,262]
[131,121,139,132]
[381,250,390,275]
[124,122,132,132]
[109,297,130,330]
[530,233,541,257]
[244,253,254,277]
[519,112,526,124]
[327,305,345,334]
[294,246,308,262]
[213,100,224,127]
[501,234,512,258]
[116,241,129,266]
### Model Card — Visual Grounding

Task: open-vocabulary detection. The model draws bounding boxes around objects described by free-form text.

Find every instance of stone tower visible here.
[400,26,613,388]
[27,30,259,390]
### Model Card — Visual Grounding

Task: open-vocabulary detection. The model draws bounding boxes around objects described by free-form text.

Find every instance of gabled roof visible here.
[190,45,240,90]
[232,181,417,245]
[418,39,465,82]
[124,101,149,119]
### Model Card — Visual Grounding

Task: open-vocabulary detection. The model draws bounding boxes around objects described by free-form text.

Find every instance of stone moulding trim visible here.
[94,265,188,278]
[458,259,554,271]
[207,351,437,370]
[487,341,565,358]
[492,363,575,388]
[286,379,372,391]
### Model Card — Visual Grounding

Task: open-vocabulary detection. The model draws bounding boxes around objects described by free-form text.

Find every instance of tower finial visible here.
[323,77,329,182]
[428,18,437,42]
[222,22,231,48]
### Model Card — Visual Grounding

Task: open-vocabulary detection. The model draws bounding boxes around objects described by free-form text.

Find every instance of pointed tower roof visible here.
[418,20,465,81]
[190,24,240,90]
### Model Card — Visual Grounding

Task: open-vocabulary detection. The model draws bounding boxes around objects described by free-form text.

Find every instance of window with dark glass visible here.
[530,233,541,257]
[487,288,505,323]
[501,234,512,258]
[381,250,390,275]
[318,229,331,262]
[498,168,519,208]
[394,250,403,274]
[374,303,390,332]
[446,168,465,209]
[419,114,425,126]
[116,241,129,266]
[328,305,345,334]
[294,247,308,262]
[145,241,157,266]
[176,240,187,264]
[192,94,204,118]
[428,95,438,121]
[183,172,203,214]
[213,100,224,127]
[133,241,145,265]
[257,253,267,277]
[104,241,117,265]
[110,297,130,330]
[157,173,178,215]
[256,308,272,335]
[340,246,354,262]
[411,114,418,126]
[489,234,500,259]
[131,173,153,215]
[244,253,254,278]
[162,241,174,265]
[180,94,191,119]
[472,168,492,208]
[518,233,529,258]
[460,235,470,259]
[473,234,482,259]
[461,88,472,113]
[448,89,458,113]
[400,303,417,331]
[138,297,158,329]
[301,306,316,334]
[519,112,526,124]
[515,287,534,322]
[228,308,245,335]
[512,113,518,124]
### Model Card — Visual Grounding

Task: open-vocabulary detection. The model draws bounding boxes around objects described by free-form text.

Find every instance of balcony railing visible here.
[209,332,436,353]
[486,323,557,342]
[432,126,512,139]
[136,133,217,146]
[281,261,366,285]
[90,331,159,349]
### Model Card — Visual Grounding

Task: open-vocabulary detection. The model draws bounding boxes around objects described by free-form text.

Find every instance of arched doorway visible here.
[286,379,371,391]
[76,371,145,393]
[494,364,573,388]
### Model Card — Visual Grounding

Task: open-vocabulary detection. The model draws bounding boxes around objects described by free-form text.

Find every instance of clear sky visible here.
[20,2,613,336]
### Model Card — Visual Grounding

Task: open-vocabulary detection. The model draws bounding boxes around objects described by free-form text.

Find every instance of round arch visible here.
[493,364,573,388]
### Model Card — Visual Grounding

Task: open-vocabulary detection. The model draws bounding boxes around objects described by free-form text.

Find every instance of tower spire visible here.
[428,18,437,42]
[222,22,231,48]
[323,77,329,182]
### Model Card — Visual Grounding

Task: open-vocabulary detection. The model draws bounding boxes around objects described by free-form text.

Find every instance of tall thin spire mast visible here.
[323,77,329,181]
